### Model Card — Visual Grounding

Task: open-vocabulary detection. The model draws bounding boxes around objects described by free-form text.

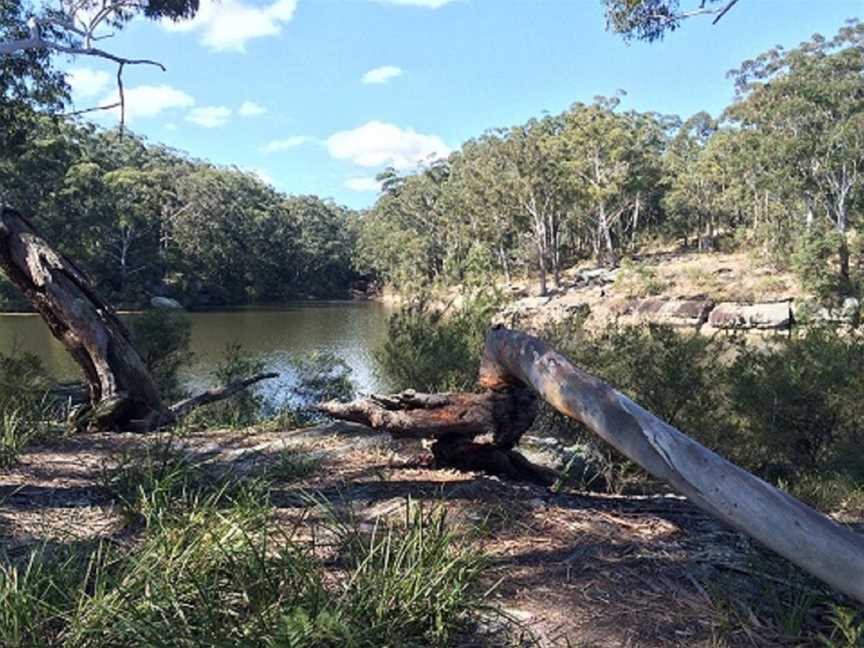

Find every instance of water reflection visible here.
[0,302,394,405]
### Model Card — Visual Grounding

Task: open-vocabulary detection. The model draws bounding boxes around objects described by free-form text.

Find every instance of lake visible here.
[0,302,395,407]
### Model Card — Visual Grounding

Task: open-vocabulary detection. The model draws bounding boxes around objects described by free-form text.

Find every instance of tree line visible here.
[0,119,358,310]
[356,21,864,301]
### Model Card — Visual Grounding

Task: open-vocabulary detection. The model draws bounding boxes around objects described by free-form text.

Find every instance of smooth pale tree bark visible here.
[479,326,864,604]
[0,207,275,431]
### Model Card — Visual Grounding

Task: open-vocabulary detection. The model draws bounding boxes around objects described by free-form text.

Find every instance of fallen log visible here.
[319,388,557,484]
[321,325,864,603]
[0,206,276,431]
[479,326,864,604]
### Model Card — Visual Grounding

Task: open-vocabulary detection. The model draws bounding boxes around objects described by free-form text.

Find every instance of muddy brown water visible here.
[0,302,394,408]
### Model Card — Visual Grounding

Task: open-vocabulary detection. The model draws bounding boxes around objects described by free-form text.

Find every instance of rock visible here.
[708,301,791,330]
[579,267,618,284]
[612,298,713,327]
[150,296,183,310]
[656,299,714,327]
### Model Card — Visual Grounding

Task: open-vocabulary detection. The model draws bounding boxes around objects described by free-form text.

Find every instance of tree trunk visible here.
[319,388,556,485]
[0,206,275,431]
[479,326,864,604]
[536,242,548,297]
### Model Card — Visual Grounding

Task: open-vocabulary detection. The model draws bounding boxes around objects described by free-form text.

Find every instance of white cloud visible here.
[377,0,456,7]
[326,121,450,170]
[68,67,111,98]
[361,65,403,85]
[186,106,232,128]
[98,84,195,121]
[239,100,266,116]
[345,177,383,193]
[247,167,275,185]
[261,136,312,153]
[161,0,297,52]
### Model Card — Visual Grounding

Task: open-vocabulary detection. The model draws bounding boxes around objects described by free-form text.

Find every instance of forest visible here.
[1,16,861,312]
[0,120,357,309]
[357,21,864,302]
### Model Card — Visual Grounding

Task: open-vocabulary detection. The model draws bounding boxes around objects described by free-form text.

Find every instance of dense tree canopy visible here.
[358,21,864,301]
[0,119,358,309]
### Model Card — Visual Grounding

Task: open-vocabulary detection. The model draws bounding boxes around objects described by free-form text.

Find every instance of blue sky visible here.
[64,0,861,209]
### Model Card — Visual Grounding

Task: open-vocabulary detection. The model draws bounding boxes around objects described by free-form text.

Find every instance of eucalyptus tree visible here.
[495,117,573,295]
[552,98,667,265]
[726,20,864,285]
[604,0,741,42]
[445,136,524,283]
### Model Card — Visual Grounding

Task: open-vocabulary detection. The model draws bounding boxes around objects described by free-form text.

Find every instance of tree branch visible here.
[168,372,280,421]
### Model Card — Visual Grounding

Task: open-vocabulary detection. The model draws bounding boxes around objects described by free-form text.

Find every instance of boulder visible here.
[708,301,791,330]
[150,296,184,311]
[611,298,713,327]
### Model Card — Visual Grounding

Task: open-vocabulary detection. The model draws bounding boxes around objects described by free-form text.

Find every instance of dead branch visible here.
[169,372,280,421]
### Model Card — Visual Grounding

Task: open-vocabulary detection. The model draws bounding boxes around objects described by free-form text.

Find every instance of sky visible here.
[63,0,862,210]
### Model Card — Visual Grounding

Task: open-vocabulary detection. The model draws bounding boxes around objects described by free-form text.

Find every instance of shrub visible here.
[727,326,864,494]
[791,227,854,303]
[130,309,193,401]
[376,290,500,392]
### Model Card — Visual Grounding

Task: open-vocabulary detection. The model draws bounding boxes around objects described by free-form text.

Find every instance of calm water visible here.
[0,302,394,406]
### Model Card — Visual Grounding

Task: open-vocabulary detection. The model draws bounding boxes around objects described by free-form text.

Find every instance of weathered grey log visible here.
[479,326,864,604]
[0,206,276,431]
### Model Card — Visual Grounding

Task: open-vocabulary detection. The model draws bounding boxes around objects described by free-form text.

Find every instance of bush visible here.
[531,316,732,493]
[376,290,500,392]
[130,310,192,401]
[185,342,267,429]
[791,227,855,303]
[727,326,864,496]
[274,351,355,425]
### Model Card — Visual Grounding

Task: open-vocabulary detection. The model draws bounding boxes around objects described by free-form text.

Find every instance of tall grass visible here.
[0,496,486,647]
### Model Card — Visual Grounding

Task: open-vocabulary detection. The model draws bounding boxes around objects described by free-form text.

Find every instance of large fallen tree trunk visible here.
[0,207,275,431]
[324,325,864,604]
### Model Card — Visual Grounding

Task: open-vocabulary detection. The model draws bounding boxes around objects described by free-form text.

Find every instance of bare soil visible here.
[0,423,854,647]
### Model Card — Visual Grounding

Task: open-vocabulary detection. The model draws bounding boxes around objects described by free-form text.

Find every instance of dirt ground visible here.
[0,422,854,647]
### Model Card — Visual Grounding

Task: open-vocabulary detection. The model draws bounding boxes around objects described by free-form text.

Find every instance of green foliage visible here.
[0,349,54,467]
[533,316,731,493]
[376,291,500,392]
[195,342,268,428]
[278,351,355,424]
[791,227,855,302]
[0,120,358,311]
[0,497,486,647]
[728,327,864,489]
[603,0,732,42]
[130,310,192,401]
